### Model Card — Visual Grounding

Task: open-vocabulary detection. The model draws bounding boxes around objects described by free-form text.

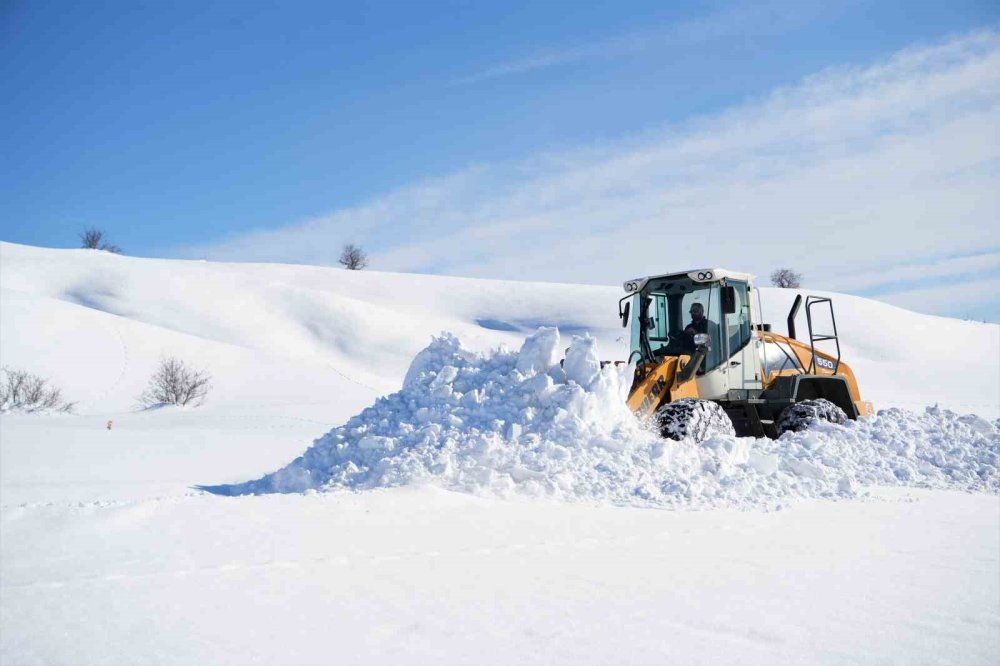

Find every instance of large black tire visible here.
[655,398,735,442]
[776,398,848,436]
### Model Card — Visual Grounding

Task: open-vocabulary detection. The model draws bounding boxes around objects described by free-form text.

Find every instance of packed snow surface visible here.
[212,330,999,507]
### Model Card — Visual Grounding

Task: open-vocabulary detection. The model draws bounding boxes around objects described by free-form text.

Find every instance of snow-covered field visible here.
[1,241,998,664]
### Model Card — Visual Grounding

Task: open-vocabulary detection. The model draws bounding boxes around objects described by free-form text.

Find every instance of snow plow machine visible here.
[619,268,873,439]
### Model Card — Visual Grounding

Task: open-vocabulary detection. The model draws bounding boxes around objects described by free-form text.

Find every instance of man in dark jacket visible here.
[682,302,714,352]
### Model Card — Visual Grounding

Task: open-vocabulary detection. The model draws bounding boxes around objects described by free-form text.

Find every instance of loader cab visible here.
[622,269,760,397]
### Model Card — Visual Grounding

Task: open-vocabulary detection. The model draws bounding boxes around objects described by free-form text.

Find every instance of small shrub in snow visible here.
[78,227,121,253]
[0,367,75,413]
[139,357,211,408]
[770,268,802,288]
[338,243,368,270]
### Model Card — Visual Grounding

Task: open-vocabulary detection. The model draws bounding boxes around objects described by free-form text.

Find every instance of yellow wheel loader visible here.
[618,269,873,439]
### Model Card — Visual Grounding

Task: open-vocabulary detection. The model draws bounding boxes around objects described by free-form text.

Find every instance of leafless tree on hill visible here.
[79,227,121,253]
[0,367,75,413]
[139,357,211,408]
[339,243,369,270]
[770,268,803,288]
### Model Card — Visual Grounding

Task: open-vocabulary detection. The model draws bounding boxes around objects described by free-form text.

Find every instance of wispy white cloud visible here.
[867,276,1000,323]
[827,250,999,294]
[181,30,1000,320]
[454,1,815,85]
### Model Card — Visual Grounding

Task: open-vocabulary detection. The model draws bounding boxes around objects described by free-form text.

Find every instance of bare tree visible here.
[80,227,103,248]
[0,367,75,413]
[79,227,121,253]
[339,243,369,270]
[770,268,803,288]
[139,357,211,408]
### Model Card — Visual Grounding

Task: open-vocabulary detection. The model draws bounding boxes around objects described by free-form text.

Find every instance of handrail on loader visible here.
[786,293,843,375]
[805,296,841,374]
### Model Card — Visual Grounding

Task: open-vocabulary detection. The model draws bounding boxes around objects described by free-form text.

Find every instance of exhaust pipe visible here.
[787,295,802,339]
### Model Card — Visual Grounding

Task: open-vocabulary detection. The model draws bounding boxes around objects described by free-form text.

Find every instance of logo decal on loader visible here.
[816,357,835,370]
[639,376,668,413]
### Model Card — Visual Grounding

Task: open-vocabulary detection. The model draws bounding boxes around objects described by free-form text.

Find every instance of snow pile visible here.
[209,330,999,507]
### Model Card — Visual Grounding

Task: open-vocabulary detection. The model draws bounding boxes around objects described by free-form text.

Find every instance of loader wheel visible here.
[776,399,848,436]
[654,398,735,442]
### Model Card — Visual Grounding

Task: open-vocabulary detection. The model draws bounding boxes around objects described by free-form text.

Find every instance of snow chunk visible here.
[516,327,561,376]
[563,335,601,387]
[748,452,779,476]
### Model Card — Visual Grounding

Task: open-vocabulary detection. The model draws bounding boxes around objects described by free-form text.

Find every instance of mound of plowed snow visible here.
[207,330,999,507]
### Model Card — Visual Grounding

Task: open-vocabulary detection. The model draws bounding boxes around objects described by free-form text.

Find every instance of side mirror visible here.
[721,286,736,314]
[620,301,630,328]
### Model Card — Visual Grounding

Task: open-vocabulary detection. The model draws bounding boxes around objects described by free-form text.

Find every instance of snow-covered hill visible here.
[1,241,998,665]
[2,241,997,417]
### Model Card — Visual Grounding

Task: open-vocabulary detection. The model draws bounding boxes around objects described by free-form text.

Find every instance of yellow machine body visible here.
[626,330,873,421]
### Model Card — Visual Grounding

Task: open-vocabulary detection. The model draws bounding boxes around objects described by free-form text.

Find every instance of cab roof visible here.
[622,268,755,294]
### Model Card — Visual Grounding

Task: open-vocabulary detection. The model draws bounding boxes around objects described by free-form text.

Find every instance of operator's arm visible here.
[680,322,696,352]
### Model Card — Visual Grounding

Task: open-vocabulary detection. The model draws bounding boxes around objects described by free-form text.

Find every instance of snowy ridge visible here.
[210,330,999,507]
[2,241,998,419]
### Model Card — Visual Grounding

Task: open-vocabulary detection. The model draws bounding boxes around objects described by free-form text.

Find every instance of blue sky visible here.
[2,0,998,319]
